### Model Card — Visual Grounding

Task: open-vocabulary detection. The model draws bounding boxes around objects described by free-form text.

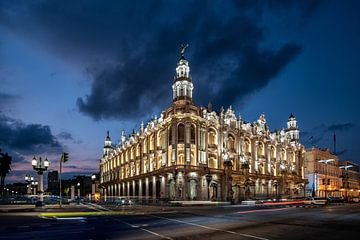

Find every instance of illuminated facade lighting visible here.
[99,46,306,202]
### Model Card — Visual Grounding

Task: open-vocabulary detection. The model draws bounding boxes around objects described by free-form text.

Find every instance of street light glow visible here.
[318,159,334,164]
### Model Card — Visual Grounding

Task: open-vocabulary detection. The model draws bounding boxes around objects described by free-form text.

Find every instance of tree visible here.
[63,187,70,197]
[0,149,12,196]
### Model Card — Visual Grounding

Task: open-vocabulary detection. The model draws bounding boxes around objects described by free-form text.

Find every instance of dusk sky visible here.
[0,0,359,184]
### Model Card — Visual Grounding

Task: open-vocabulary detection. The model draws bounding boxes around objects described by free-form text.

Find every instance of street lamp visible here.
[318,159,334,198]
[339,165,353,202]
[25,175,34,195]
[32,181,38,195]
[77,182,81,198]
[31,156,49,207]
[91,174,97,201]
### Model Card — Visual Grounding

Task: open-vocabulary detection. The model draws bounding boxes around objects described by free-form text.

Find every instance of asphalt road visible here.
[0,204,359,240]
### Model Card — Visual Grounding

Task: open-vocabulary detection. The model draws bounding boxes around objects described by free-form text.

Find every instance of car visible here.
[114,198,132,205]
[303,197,327,205]
[327,196,345,203]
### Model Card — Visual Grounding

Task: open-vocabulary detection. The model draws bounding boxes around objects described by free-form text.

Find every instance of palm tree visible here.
[0,149,12,196]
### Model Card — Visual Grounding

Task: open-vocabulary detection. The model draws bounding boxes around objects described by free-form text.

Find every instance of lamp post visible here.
[318,159,334,198]
[339,164,353,202]
[32,181,38,195]
[31,156,49,207]
[91,174,97,201]
[24,175,34,195]
[77,182,81,199]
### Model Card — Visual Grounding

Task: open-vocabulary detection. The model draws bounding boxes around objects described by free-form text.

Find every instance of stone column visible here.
[224,161,233,202]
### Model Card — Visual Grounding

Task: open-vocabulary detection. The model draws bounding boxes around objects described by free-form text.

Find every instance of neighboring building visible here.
[305,148,343,198]
[99,49,306,203]
[71,176,92,198]
[5,183,27,195]
[47,170,59,195]
[339,160,360,200]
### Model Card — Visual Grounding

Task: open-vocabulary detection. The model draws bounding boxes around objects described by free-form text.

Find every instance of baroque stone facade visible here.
[99,50,306,203]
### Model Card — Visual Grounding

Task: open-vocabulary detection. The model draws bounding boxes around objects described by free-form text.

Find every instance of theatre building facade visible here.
[99,50,306,203]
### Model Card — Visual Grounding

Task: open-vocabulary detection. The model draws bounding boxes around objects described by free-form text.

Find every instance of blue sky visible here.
[0,0,359,183]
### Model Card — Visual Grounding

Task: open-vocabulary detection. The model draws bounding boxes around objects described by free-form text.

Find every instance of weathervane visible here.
[180,43,189,56]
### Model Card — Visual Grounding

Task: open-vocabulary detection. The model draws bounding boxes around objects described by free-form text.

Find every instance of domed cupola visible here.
[286,113,299,142]
[103,130,113,156]
[172,44,194,103]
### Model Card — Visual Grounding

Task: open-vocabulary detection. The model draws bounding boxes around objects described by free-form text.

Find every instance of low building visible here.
[47,170,59,195]
[305,148,343,198]
[339,160,360,201]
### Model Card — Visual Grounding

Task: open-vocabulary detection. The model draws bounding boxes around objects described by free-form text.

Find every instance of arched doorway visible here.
[130,184,133,197]
[142,182,146,197]
[149,182,153,200]
[135,183,139,197]
[189,179,197,200]
[169,180,176,200]
[210,182,218,200]
[156,180,161,199]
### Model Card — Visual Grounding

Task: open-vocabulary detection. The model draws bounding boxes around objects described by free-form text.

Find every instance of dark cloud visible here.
[336,149,348,156]
[57,131,73,140]
[302,122,355,149]
[0,112,63,156]
[327,123,354,132]
[0,0,321,120]
[0,92,18,108]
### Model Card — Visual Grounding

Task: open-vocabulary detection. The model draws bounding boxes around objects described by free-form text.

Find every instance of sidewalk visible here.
[0,204,91,213]
[169,200,231,206]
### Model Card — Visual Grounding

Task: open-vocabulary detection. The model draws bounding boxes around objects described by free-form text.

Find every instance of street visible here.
[0,204,359,239]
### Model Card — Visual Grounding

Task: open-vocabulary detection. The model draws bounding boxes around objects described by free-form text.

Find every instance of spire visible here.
[106,130,110,141]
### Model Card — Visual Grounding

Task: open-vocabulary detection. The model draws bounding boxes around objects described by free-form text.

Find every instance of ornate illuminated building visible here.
[99,47,306,202]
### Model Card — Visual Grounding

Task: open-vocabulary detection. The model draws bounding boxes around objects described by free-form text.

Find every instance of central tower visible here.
[172,44,193,104]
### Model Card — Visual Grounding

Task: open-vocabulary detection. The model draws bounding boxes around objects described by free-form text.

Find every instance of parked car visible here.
[327,196,345,203]
[114,198,132,205]
[303,197,327,205]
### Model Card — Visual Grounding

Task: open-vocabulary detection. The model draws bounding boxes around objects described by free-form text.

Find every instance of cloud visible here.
[327,123,354,132]
[302,122,355,148]
[57,131,73,140]
[0,112,63,156]
[0,0,321,120]
[0,92,18,108]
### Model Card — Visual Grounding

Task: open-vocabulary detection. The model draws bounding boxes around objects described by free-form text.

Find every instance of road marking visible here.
[149,214,269,240]
[83,203,174,240]
[112,218,174,240]
[237,208,293,214]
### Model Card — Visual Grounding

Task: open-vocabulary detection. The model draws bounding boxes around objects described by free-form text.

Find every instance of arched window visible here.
[190,125,196,144]
[157,131,162,149]
[136,144,140,157]
[245,139,251,153]
[130,147,134,160]
[208,129,216,145]
[258,142,264,156]
[178,124,185,143]
[143,139,147,154]
[281,149,286,160]
[270,146,276,159]
[228,135,235,151]
[168,127,172,145]
[150,135,154,151]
